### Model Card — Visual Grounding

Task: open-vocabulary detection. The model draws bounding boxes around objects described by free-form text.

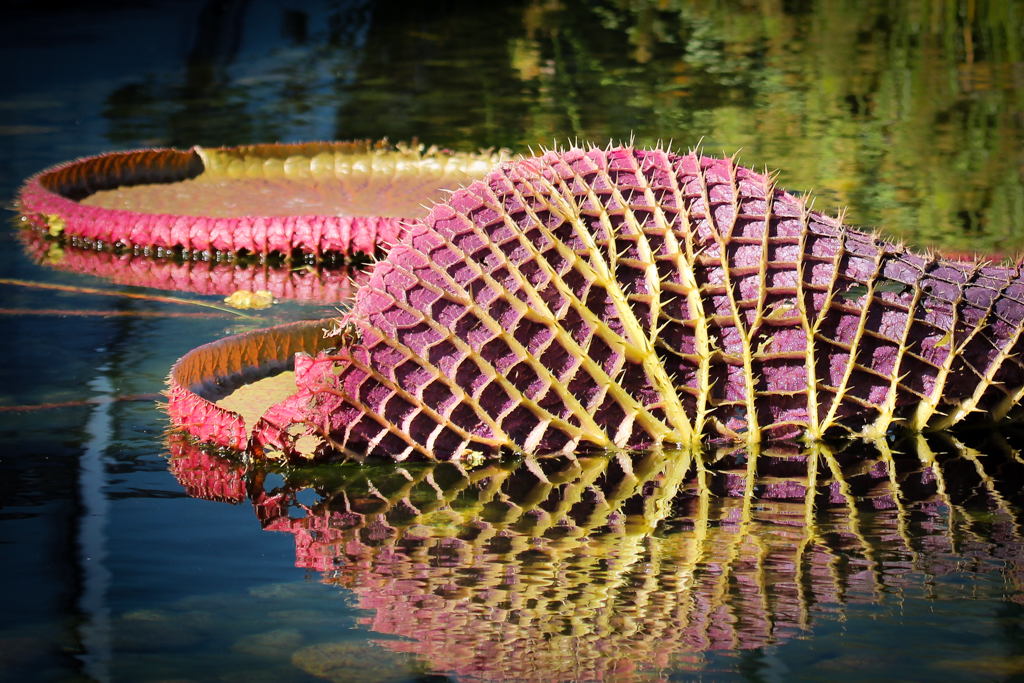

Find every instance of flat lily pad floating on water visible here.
[170,144,1024,463]
[17,140,506,259]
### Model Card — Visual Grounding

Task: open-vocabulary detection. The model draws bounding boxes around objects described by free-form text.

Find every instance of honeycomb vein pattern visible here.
[256,145,1024,461]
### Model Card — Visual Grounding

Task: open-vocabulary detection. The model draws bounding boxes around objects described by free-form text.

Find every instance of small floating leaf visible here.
[934,329,954,349]
[223,289,275,310]
[874,279,910,295]
[837,283,869,301]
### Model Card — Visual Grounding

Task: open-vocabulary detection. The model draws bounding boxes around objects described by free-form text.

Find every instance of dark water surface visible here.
[2,1,1024,681]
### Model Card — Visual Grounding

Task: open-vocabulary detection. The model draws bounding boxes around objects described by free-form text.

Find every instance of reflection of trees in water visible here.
[103,0,1024,257]
[100,0,1023,251]
[103,63,260,149]
[102,0,375,148]
[503,0,1024,254]
[169,433,1024,682]
[104,0,255,147]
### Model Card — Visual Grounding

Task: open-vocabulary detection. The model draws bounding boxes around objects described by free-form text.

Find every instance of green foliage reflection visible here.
[101,1,1024,254]
[510,0,1024,254]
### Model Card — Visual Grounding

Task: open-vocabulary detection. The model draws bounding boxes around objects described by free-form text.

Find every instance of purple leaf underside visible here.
[244,145,1024,463]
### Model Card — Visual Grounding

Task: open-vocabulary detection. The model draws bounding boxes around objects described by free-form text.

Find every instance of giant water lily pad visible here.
[167,320,337,451]
[170,144,1024,464]
[18,141,506,258]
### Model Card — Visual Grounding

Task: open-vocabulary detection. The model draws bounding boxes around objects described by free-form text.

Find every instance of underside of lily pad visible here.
[169,144,1024,464]
[18,140,505,259]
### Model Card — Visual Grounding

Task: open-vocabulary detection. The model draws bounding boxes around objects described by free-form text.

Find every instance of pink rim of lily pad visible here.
[17,141,502,258]
[167,318,337,450]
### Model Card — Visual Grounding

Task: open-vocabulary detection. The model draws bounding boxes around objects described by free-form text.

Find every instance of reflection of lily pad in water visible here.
[17,141,506,258]
[291,641,421,683]
[165,432,1024,683]
[18,228,369,305]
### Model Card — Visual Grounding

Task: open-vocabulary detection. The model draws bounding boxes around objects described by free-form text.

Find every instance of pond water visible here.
[2,1,1024,682]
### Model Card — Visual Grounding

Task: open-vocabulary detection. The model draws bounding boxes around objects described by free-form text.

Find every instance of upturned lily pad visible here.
[171,144,1024,464]
[18,140,506,258]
